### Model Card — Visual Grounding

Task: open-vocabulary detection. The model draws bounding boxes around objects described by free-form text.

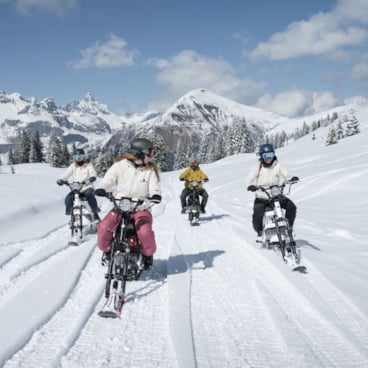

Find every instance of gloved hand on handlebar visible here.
[289,176,299,183]
[180,178,185,181]
[94,188,107,197]
[148,194,162,204]
[56,179,64,186]
[247,185,257,192]
[204,179,209,182]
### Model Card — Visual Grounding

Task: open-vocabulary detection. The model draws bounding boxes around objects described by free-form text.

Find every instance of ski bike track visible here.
[0,170,368,367]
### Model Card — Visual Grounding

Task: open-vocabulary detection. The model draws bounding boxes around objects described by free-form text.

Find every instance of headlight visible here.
[270,186,281,197]
[119,198,133,212]
[191,180,198,187]
[71,182,82,191]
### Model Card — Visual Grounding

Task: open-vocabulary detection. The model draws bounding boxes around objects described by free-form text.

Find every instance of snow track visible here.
[2,136,368,368]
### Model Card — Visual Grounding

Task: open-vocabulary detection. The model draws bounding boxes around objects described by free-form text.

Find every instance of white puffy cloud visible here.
[250,0,368,61]
[256,89,341,118]
[68,34,139,69]
[147,50,265,111]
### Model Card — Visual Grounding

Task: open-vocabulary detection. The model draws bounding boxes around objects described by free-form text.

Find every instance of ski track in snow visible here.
[1,165,368,367]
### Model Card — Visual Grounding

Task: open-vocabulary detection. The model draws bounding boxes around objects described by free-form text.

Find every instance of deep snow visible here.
[0,107,368,367]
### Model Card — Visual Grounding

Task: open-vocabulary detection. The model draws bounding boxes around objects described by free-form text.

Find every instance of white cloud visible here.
[68,34,139,69]
[147,50,265,111]
[344,95,368,105]
[351,53,368,79]
[12,0,77,15]
[250,0,368,61]
[256,89,341,118]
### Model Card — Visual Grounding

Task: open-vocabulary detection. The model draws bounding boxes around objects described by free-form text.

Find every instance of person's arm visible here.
[98,164,118,191]
[60,165,73,181]
[179,169,189,181]
[200,170,209,181]
[278,163,291,181]
[88,163,97,179]
[244,164,259,188]
[148,171,162,203]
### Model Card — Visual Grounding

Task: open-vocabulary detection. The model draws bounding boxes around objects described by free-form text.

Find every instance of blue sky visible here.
[1,0,367,117]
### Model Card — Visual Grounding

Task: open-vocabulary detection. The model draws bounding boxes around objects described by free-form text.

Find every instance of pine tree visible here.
[345,115,360,136]
[326,125,338,146]
[20,129,31,163]
[62,144,71,166]
[148,133,168,171]
[336,122,344,140]
[174,138,188,170]
[29,130,44,163]
[49,135,64,167]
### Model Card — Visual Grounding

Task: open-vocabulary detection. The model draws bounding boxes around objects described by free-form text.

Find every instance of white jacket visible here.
[98,159,161,211]
[60,161,97,192]
[245,159,292,200]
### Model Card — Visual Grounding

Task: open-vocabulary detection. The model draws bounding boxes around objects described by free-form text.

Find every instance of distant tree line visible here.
[5,109,361,176]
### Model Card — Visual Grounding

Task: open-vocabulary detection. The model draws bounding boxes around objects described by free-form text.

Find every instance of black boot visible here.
[143,255,153,270]
[101,250,111,266]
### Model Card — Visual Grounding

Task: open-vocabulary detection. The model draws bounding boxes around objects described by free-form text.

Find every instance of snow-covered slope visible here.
[0,100,367,368]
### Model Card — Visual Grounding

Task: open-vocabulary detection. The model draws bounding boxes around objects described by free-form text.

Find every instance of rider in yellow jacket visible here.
[179,161,209,213]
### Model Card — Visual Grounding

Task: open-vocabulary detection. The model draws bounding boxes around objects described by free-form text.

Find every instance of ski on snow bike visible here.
[95,190,155,318]
[251,180,303,270]
[59,178,97,246]
[184,180,205,226]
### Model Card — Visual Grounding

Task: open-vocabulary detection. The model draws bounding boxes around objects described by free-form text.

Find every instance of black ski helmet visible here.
[258,143,274,156]
[128,138,154,160]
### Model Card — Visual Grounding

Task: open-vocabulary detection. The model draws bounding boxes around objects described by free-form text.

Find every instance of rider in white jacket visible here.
[96,138,162,270]
[245,144,299,236]
[57,148,101,221]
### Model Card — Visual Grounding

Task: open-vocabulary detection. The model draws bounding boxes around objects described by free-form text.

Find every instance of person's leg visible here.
[180,189,190,210]
[131,211,156,256]
[65,192,73,215]
[97,210,121,252]
[83,188,101,220]
[253,199,267,234]
[280,197,297,229]
[199,189,209,211]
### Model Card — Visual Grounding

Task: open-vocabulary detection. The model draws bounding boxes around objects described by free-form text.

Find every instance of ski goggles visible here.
[73,154,86,161]
[261,152,275,160]
[141,148,154,158]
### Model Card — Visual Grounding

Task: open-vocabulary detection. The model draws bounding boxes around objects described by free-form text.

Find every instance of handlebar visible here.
[94,189,158,213]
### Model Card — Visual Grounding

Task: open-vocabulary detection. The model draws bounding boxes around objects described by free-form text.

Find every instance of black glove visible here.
[247,185,257,192]
[179,178,185,181]
[289,176,299,183]
[94,188,107,197]
[149,194,162,204]
[204,179,209,182]
[56,179,64,186]
[89,176,96,183]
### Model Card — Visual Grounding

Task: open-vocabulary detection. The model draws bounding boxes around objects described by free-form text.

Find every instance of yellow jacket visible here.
[179,167,209,189]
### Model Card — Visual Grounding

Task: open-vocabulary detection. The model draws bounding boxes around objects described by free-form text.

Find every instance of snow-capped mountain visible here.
[0,88,366,162]
[0,90,127,153]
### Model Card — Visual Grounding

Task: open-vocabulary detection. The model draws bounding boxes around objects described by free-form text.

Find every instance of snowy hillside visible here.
[0,107,367,367]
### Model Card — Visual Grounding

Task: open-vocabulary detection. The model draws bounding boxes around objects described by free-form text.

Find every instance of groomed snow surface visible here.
[0,110,368,367]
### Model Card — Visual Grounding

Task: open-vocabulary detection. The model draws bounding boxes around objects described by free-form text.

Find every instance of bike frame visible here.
[186,180,202,225]
[103,196,146,314]
[259,183,296,260]
[63,181,94,242]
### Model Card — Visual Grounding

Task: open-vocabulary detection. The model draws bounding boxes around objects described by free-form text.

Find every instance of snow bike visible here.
[59,178,97,246]
[95,190,155,318]
[253,180,303,270]
[184,180,204,226]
